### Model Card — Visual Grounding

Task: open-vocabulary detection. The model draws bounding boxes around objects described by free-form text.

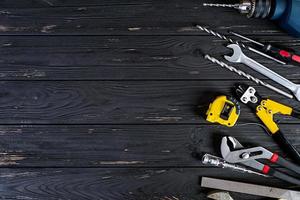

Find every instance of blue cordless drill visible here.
[203,0,300,37]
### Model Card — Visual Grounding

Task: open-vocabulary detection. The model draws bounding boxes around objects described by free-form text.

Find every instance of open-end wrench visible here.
[224,44,300,101]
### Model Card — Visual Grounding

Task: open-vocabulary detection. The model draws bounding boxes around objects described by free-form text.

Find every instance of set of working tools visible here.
[194,0,300,198]
[204,84,300,174]
[196,24,300,198]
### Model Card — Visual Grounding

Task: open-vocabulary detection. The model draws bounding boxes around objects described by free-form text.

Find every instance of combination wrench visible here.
[224,44,300,101]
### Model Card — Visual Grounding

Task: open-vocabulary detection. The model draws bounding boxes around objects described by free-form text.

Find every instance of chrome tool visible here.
[221,136,300,185]
[225,44,300,101]
[202,154,268,177]
[196,25,286,65]
[204,54,293,99]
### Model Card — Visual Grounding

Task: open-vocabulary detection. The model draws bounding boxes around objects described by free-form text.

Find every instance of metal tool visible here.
[204,54,293,99]
[203,0,300,37]
[202,0,271,18]
[202,154,268,177]
[230,31,300,65]
[225,44,300,101]
[196,25,285,64]
[230,31,265,47]
[235,84,300,163]
[221,136,300,185]
[202,177,300,200]
[206,190,233,200]
[202,3,240,9]
[206,96,240,127]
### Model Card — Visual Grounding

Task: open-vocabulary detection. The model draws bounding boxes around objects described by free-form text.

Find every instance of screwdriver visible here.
[230,31,300,65]
[196,25,286,65]
[202,154,269,177]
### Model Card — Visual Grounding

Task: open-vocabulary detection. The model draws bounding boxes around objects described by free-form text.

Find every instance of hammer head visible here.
[224,44,243,63]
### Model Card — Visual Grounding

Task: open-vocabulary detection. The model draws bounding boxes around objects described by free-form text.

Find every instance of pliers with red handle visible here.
[221,136,300,185]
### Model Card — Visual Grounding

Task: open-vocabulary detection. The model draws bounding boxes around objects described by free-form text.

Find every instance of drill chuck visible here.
[237,0,272,18]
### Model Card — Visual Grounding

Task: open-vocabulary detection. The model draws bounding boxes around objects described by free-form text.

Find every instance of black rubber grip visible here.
[291,110,300,119]
[264,45,300,65]
[268,168,300,185]
[265,45,281,57]
[276,156,300,175]
[272,131,300,164]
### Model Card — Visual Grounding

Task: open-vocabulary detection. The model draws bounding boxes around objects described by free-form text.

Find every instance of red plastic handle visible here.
[279,50,300,64]
[292,55,300,63]
[262,165,270,174]
[270,153,279,163]
[279,50,291,58]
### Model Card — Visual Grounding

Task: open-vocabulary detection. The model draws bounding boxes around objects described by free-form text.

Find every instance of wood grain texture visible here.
[0,0,285,35]
[0,80,298,124]
[0,36,299,80]
[0,0,153,7]
[0,124,299,167]
[0,168,284,200]
[1,0,300,199]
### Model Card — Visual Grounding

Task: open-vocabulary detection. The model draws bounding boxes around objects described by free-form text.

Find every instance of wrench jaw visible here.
[221,136,242,162]
[221,137,231,160]
[224,44,243,63]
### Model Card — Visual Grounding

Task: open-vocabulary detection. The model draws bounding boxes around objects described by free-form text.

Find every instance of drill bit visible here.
[202,154,269,177]
[203,3,240,9]
[196,25,286,65]
[196,25,246,48]
[204,54,293,99]
[203,1,255,16]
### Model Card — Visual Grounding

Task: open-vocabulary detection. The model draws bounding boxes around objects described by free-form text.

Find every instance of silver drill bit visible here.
[202,154,269,177]
[196,25,286,65]
[203,3,240,9]
[196,25,246,48]
[204,54,293,99]
[203,1,254,16]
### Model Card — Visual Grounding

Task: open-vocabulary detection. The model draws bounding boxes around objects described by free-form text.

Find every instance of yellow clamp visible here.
[206,96,240,127]
[256,99,292,134]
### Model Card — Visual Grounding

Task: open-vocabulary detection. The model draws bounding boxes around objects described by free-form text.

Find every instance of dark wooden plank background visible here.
[1,0,300,199]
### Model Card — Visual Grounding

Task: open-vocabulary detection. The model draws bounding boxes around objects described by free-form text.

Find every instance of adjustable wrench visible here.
[224,44,300,101]
[221,136,300,185]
